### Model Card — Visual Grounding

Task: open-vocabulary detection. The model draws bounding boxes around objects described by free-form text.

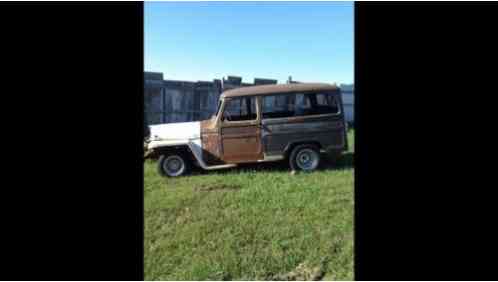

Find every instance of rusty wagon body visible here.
[147,83,348,177]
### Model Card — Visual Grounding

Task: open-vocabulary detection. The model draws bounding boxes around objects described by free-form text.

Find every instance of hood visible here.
[148,121,201,141]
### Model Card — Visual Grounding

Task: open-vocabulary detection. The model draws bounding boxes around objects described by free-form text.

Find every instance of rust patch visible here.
[201,119,224,165]
[200,119,217,133]
[202,132,223,165]
[221,83,339,98]
[221,125,263,163]
[221,126,259,137]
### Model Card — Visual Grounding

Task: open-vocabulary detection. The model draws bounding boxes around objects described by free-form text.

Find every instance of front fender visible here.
[147,139,190,150]
[145,140,192,160]
[146,139,206,166]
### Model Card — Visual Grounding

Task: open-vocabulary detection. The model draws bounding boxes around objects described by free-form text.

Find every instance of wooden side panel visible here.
[262,114,346,155]
[221,125,262,163]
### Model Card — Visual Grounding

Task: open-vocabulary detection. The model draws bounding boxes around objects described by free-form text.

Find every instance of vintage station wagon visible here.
[146,83,348,177]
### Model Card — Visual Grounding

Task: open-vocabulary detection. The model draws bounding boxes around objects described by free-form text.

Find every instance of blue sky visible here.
[145,2,353,84]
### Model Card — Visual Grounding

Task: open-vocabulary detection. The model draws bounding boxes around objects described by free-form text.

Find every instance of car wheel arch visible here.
[284,140,322,158]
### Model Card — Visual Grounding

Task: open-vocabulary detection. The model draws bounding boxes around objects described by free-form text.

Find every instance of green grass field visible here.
[144,130,354,280]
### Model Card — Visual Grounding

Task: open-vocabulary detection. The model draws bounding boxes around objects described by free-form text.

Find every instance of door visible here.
[220,96,263,163]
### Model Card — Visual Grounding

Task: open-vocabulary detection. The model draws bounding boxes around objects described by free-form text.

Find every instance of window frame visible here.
[261,91,342,121]
[311,92,341,115]
[220,96,260,125]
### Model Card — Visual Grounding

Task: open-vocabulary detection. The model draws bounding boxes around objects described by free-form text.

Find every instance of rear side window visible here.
[262,92,340,119]
[223,96,257,122]
[262,94,296,119]
[309,93,340,115]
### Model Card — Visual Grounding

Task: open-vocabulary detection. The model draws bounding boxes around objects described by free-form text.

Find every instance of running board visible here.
[258,155,285,162]
[203,164,237,170]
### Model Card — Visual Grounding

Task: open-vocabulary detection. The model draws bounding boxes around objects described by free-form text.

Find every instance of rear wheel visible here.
[157,153,190,177]
[289,144,321,172]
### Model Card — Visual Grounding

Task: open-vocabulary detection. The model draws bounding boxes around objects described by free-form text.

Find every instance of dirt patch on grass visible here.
[270,262,325,281]
[194,183,242,192]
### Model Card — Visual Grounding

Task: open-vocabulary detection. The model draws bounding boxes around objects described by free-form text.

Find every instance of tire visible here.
[289,144,321,172]
[157,153,190,177]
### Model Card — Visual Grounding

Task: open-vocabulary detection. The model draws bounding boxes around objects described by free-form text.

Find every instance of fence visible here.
[144,72,354,127]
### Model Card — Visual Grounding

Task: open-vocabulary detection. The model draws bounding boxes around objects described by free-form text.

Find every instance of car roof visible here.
[220,83,339,98]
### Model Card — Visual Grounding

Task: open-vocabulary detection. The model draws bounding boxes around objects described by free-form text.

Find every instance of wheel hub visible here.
[163,155,185,176]
[296,149,319,171]
[168,160,180,171]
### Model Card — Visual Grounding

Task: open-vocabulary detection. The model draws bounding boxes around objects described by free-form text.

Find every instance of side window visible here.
[262,93,296,119]
[316,93,340,114]
[261,92,340,119]
[223,97,257,122]
[295,93,312,116]
[316,93,328,105]
[295,92,340,116]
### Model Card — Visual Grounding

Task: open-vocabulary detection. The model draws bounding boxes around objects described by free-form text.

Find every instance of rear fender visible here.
[283,140,322,158]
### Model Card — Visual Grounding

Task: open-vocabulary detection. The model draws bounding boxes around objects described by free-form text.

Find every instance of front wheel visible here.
[157,153,190,177]
[289,144,321,172]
